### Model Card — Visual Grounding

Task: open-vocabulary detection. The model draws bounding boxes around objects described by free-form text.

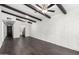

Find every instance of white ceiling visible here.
[1,4,79,23]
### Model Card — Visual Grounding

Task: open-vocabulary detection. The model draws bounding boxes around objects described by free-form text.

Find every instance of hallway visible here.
[0,36,79,55]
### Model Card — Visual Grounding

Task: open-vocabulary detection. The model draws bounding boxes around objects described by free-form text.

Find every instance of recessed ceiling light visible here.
[25,16,29,18]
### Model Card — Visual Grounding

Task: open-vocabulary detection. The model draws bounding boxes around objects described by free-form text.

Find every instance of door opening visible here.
[7,26,13,38]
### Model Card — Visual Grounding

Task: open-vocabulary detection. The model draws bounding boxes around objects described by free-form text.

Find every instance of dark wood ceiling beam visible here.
[48,10,55,12]
[47,4,55,8]
[7,17,25,22]
[28,21,32,24]
[56,4,67,14]
[24,4,51,19]
[1,10,36,23]
[36,4,42,9]
[0,4,42,21]
[16,18,25,22]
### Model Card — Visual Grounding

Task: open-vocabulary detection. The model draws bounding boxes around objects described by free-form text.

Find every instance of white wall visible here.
[0,8,4,48]
[25,22,31,37]
[13,21,22,38]
[0,21,4,48]
[3,23,7,39]
[31,4,79,51]
[13,20,31,38]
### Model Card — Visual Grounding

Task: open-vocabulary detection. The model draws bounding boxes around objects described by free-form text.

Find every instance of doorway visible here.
[7,26,13,38]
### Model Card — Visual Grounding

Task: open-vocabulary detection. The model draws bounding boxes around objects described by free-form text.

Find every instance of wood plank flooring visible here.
[0,36,79,55]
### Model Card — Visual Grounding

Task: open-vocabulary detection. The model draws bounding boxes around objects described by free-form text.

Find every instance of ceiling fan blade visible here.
[47,4,55,8]
[36,4,42,9]
[48,10,55,12]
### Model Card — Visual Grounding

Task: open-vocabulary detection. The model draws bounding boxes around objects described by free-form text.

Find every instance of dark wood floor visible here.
[0,36,79,55]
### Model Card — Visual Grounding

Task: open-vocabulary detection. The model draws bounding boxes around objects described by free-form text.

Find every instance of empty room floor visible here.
[0,36,79,55]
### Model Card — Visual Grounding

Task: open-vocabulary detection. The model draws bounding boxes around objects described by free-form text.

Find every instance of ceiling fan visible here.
[36,4,55,14]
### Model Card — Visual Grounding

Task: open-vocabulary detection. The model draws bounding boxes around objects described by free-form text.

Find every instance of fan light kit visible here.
[36,4,55,14]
